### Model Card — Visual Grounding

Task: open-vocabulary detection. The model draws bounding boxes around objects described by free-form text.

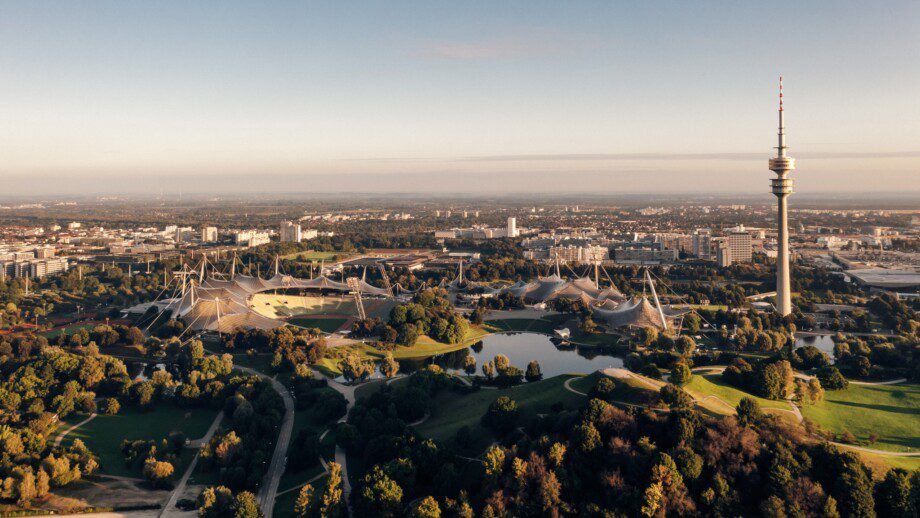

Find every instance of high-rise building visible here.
[202,226,218,242]
[35,247,55,259]
[507,217,518,238]
[280,221,302,242]
[768,77,795,316]
[692,229,712,260]
[716,240,732,267]
[727,229,752,263]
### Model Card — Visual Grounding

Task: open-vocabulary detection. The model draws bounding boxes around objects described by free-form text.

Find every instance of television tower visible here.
[769,77,795,316]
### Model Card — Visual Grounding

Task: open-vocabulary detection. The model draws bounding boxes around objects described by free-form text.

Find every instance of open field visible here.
[684,373,792,415]
[567,371,660,403]
[414,374,586,452]
[250,293,396,320]
[40,323,97,339]
[282,251,351,262]
[63,406,219,478]
[847,448,920,476]
[800,383,920,453]
[230,352,275,372]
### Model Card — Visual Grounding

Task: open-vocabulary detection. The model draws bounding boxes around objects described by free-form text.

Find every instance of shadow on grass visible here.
[825,399,920,416]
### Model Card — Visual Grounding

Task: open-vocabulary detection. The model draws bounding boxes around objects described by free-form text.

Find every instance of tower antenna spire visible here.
[769,75,796,316]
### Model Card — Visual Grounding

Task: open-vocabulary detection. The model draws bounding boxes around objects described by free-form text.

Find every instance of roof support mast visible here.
[645,268,668,332]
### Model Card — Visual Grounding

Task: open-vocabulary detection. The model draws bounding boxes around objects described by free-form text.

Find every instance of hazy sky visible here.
[1,1,918,195]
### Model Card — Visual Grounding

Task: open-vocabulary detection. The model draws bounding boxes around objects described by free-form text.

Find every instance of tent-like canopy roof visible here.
[592,296,687,331]
[167,270,391,333]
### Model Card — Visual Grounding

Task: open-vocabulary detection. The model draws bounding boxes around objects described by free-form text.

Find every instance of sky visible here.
[1,1,918,195]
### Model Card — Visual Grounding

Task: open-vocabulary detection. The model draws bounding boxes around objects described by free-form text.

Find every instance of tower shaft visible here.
[768,77,795,316]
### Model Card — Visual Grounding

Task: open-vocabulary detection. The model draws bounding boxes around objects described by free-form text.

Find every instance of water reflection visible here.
[334,332,626,383]
[795,335,836,362]
[129,362,167,381]
[412,332,624,379]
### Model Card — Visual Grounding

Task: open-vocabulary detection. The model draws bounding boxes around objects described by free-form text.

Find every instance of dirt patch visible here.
[52,476,170,510]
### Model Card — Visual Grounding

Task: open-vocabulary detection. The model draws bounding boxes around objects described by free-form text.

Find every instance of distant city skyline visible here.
[1,1,918,194]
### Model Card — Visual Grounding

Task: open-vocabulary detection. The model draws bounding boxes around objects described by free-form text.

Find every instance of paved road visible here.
[54,412,97,447]
[160,412,224,517]
[325,379,356,512]
[234,366,295,518]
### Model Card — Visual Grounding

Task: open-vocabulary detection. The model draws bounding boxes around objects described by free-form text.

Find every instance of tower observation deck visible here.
[769,77,795,316]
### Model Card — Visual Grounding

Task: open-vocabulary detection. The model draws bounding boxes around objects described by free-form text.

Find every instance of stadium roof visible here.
[846,268,920,289]
[166,270,391,334]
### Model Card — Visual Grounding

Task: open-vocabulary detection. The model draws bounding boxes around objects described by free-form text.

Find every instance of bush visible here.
[817,366,848,390]
[100,397,120,415]
[670,362,692,386]
[660,384,692,409]
[481,396,519,435]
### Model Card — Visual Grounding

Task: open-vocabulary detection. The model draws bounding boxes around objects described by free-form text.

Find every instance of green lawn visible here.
[63,405,219,478]
[40,323,96,339]
[231,352,275,372]
[414,375,586,452]
[273,485,301,518]
[288,317,348,333]
[277,386,340,492]
[314,325,492,377]
[800,383,920,453]
[684,374,792,415]
[282,251,350,262]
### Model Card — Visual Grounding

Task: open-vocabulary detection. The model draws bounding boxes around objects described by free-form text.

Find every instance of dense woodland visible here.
[288,366,920,517]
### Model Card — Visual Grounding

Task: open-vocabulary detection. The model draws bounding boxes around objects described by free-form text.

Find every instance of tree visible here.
[318,462,346,517]
[736,397,762,427]
[670,362,692,386]
[483,445,505,486]
[481,396,519,435]
[676,335,697,356]
[294,484,315,517]
[341,353,374,383]
[482,360,495,381]
[660,384,693,409]
[15,468,37,507]
[463,355,476,375]
[875,468,912,518]
[639,327,659,347]
[358,466,403,517]
[35,468,50,498]
[525,360,542,382]
[198,486,235,517]
[411,496,442,518]
[233,491,262,518]
[380,352,400,379]
[817,366,848,390]
[573,421,601,454]
[143,457,174,488]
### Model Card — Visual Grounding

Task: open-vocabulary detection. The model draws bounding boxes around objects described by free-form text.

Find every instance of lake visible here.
[425,332,624,378]
[335,332,625,383]
[795,334,837,362]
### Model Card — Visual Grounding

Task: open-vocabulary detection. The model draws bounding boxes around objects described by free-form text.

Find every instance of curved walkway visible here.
[324,379,355,515]
[227,362,295,518]
[54,413,97,447]
[160,411,225,517]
